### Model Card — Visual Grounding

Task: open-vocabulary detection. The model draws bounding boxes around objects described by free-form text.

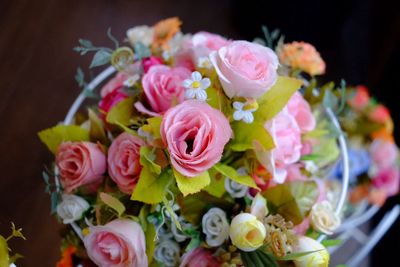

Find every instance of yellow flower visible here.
[229,213,266,252]
[293,236,329,267]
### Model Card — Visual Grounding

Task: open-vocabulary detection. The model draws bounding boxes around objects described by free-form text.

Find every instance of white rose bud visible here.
[250,193,268,220]
[293,236,330,267]
[154,239,180,267]
[229,213,266,252]
[126,25,154,46]
[202,208,229,247]
[56,194,90,224]
[310,200,341,235]
[224,167,248,198]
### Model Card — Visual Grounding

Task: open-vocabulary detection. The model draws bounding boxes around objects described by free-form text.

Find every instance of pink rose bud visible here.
[179,247,221,267]
[370,139,398,169]
[100,72,129,97]
[372,166,400,197]
[99,88,129,115]
[108,133,145,194]
[287,92,316,133]
[161,100,232,177]
[369,104,390,124]
[84,219,148,267]
[136,65,191,116]
[348,85,370,110]
[210,40,278,99]
[56,142,106,193]
[142,56,163,73]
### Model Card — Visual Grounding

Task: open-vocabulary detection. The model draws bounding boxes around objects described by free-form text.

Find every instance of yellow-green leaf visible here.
[147,117,162,139]
[38,125,90,153]
[106,97,135,126]
[254,76,302,122]
[203,168,226,198]
[173,169,210,196]
[0,236,9,267]
[229,121,275,151]
[140,146,161,175]
[131,168,173,204]
[99,192,126,217]
[88,109,108,144]
[213,163,258,189]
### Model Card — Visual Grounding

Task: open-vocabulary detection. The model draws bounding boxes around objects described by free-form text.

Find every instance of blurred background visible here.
[0,0,398,266]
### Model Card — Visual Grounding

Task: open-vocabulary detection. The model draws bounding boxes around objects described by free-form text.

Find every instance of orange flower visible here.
[368,189,387,207]
[349,185,369,204]
[152,17,182,49]
[371,117,394,142]
[56,246,76,267]
[278,41,326,76]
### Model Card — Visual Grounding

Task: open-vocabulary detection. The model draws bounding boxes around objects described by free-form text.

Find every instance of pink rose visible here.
[100,72,129,97]
[56,142,106,193]
[84,219,147,267]
[135,65,191,116]
[99,88,129,115]
[287,92,316,133]
[369,104,390,123]
[293,218,310,235]
[161,100,232,177]
[348,86,370,110]
[210,40,278,98]
[142,56,163,73]
[108,133,145,194]
[179,247,221,267]
[191,31,230,58]
[372,166,400,197]
[370,139,398,169]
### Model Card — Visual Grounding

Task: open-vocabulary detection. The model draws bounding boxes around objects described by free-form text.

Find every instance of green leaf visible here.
[75,67,85,87]
[132,168,173,204]
[11,223,26,240]
[147,117,162,139]
[38,125,90,153]
[143,214,156,265]
[0,236,10,267]
[88,109,108,144]
[254,76,302,122]
[276,250,322,261]
[202,168,226,198]
[106,97,135,126]
[241,249,278,267]
[90,49,112,68]
[9,253,24,263]
[288,181,319,216]
[79,39,93,48]
[51,191,61,214]
[229,121,275,151]
[323,90,339,110]
[134,42,151,59]
[173,169,210,196]
[162,196,182,231]
[321,239,343,248]
[99,192,126,217]
[140,146,161,175]
[213,163,258,189]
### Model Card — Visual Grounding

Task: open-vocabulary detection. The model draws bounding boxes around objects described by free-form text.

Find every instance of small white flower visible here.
[126,25,154,46]
[225,178,248,198]
[183,71,210,101]
[233,101,257,124]
[251,193,269,220]
[154,239,180,267]
[197,56,213,69]
[310,200,341,235]
[202,208,230,247]
[123,74,140,87]
[56,194,90,224]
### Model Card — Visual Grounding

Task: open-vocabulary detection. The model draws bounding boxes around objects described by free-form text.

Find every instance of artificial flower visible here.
[225,168,248,198]
[179,247,221,267]
[153,17,182,49]
[370,138,398,169]
[229,213,266,252]
[183,71,210,101]
[56,194,90,224]
[347,85,370,110]
[250,193,268,220]
[202,207,230,247]
[310,200,340,235]
[142,56,163,73]
[154,239,180,267]
[126,25,154,47]
[293,236,329,267]
[232,100,258,124]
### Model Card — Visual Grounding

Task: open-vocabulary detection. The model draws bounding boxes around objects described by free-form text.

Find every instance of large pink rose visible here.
[287,92,316,133]
[372,166,400,197]
[84,219,147,267]
[161,100,232,177]
[370,139,398,169]
[179,247,221,267]
[135,65,191,116]
[191,31,230,58]
[56,142,106,193]
[108,133,145,194]
[210,40,278,98]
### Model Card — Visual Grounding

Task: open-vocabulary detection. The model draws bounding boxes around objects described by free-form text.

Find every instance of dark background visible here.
[0,0,398,266]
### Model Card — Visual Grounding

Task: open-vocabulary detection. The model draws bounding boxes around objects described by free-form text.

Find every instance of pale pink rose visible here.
[84,219,147,267]
[348,86,370,110]
[191,31,230,58]
[372,166,400,197]
[369,104,391,123]
[136,65,191,116]
[179,247,221,267]
[174,49,196,71]
[370,139,398,169]
[108,133,145,194]
[210,40,279,98]
[293,218,310,235]
[287,92,316,133]
[100,72,129,97]
[142,56,163,73]
[264,109,302,183]
[56,142,106,193]
[286,163,307,182]
[161,100,232,177]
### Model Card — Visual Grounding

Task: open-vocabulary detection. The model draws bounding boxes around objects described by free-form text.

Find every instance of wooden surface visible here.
[0,0,398,266]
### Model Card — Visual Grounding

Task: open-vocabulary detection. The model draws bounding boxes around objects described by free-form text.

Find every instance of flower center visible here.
[192,81,201,89]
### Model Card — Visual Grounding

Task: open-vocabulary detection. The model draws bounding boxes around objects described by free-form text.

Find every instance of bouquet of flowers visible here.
[39,18,364,267]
